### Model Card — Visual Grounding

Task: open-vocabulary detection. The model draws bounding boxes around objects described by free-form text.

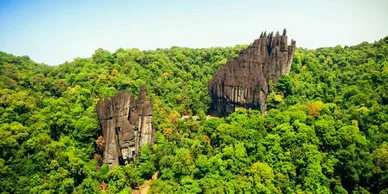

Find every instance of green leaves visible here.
[250,162,279,193]
[92,48,114,64]
[73,116,98,142]
[1,35,388,193]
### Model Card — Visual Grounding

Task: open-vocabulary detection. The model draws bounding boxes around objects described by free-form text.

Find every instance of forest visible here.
[0,36,388,194]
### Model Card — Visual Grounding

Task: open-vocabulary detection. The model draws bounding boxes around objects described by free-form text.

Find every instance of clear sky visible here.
[0,0,387,66]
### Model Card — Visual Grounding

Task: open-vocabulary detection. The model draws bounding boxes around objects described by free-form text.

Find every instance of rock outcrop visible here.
[97,85,154,169]
[209,29,296,115]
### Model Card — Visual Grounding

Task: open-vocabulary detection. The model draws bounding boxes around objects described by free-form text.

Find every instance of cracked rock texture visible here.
[97,85,155,169]
[209,29,296,115]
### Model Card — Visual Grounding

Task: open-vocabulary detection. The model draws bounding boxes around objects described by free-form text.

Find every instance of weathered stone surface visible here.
[97,85,155,169]
[209,29,296,115]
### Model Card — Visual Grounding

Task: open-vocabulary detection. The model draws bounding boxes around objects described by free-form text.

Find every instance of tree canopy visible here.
[0,36,387,193]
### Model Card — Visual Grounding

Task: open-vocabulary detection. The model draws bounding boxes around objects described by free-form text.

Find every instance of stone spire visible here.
[96,85,155,169]
[208,29,296,115]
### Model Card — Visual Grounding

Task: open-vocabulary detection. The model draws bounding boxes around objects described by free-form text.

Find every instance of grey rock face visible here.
[97,85,155,169]
[209,29,296,115]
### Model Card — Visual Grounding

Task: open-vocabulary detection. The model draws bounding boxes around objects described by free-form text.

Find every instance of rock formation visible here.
[97,85,155,169]
[209,29,296,115]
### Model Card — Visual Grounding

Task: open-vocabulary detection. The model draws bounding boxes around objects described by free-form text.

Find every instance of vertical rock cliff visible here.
[97,85,155,169]
[209,29,296,115]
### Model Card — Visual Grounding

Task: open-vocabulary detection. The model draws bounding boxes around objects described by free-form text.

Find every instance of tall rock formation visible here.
[209,29,296,115]
[97,85,155,169]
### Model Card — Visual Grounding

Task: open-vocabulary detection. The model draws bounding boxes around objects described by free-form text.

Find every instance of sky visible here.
[0,0,387,66]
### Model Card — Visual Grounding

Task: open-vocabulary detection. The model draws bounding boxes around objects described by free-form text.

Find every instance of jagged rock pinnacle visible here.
[96,85,155,169]
[208,29,296,115]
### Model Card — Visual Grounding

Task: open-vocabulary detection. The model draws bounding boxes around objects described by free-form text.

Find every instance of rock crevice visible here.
[209,29,296,115]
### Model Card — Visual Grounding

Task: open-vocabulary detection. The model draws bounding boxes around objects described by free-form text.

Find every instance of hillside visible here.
[0,37,388,193]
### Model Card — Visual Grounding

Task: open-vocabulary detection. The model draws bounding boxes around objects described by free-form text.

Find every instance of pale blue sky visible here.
[0,0,387,65]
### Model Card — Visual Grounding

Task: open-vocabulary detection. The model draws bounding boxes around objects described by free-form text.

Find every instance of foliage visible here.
[0,36,388,193]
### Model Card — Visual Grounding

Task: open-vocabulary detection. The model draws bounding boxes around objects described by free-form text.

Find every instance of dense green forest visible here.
[1,36,388,194]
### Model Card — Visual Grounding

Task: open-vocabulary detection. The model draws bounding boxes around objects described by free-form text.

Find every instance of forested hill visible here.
[1,36,388,193]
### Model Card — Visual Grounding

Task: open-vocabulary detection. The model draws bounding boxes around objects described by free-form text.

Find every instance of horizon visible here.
[1,0,387,66]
